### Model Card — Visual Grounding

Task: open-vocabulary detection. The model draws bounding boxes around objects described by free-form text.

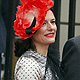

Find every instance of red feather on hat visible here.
[13,0,54,39]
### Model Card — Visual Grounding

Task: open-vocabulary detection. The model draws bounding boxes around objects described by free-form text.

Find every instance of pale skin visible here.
[32,10,57,56]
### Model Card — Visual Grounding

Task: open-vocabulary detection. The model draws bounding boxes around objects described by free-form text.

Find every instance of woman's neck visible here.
[34,43,49,56]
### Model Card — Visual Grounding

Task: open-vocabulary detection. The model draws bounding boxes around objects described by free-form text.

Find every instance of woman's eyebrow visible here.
[51,19,56,21]
[44,18,56,22]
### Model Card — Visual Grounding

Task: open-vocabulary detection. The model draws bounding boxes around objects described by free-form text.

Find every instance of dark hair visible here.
[50,7,56,18]
[14,38,36,57]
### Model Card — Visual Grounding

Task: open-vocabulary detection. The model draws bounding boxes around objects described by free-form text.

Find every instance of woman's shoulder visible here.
[14,51,43,79]
[15,51,39,67]
[15,50,47,69]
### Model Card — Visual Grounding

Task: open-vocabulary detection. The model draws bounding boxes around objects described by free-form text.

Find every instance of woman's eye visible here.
[51,21,56,24]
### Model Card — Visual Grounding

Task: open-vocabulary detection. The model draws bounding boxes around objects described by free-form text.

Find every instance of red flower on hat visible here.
[13,0,54,39]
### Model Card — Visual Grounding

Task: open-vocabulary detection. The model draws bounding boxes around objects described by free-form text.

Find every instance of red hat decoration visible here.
[13,0,54,39]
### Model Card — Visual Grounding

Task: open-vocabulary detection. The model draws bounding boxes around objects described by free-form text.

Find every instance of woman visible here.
[13,0,64,80]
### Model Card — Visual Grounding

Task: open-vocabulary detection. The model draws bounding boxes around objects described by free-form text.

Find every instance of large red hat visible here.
[13,0,54,39]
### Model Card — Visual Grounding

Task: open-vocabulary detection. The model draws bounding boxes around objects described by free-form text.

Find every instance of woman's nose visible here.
[47,23,57,31]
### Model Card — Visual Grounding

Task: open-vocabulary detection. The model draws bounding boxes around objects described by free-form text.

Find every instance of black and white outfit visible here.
[14,50,47,80]
[14,48,64,80]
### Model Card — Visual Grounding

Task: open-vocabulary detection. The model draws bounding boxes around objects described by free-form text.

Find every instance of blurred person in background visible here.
[61,35,80,80]
[0,7,7,80]
[0,0,7,79]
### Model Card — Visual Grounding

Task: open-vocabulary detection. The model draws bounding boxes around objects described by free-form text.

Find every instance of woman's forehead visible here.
[45,10,55,20]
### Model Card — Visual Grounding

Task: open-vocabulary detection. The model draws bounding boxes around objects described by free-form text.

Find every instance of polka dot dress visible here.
[14,50,47,80]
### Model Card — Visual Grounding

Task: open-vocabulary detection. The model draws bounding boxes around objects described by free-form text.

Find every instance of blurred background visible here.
[0,0,80,80]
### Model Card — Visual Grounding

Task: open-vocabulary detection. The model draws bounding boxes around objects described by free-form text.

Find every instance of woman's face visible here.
[32,10,57,45]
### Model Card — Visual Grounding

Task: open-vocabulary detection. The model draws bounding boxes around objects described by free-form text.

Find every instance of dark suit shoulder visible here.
[61,36,80,80]
[62,36,80,60]
[68,36,80,45]
[66,36,80,52]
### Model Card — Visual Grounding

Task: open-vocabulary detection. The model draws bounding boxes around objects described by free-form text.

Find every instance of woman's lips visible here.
[45,33,54,37]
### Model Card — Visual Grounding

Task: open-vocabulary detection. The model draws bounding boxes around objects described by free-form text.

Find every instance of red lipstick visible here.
[45,33,54,37]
